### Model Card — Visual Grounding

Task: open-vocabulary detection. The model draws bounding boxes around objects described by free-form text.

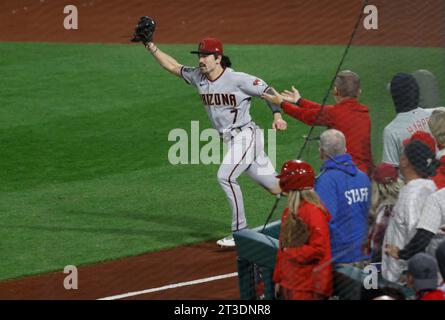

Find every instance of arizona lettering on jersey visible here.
[200,93,237,107]
[180,66,269,134]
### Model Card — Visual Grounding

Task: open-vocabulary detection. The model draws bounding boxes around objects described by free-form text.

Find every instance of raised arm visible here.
[262,88,332,126]
[145,42,183,78]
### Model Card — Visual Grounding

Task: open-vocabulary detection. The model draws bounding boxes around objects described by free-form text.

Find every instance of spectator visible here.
[383,132,441,261]
[436,241,445,292]
[407,253,445,300]
[385,188,444,263]
[428,107,445,189]
[314,129,371,267]
[261,70,374,175]
[273,160,332,300]
[382,72,433,167]
[368,163,403,262]
[383,140,437,283]
[412,69,441,109]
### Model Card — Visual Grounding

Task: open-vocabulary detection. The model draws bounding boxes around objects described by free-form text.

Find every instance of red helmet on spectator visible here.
[277,160,315,192]
[403,131,436,154]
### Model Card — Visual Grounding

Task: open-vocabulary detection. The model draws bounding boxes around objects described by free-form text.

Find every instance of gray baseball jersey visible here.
[382,107,433,166]
[180,66,278,232]
[181,66,270,134]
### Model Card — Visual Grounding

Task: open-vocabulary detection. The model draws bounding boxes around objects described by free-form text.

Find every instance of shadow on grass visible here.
[61,209,226,231]
[0,222,218,243]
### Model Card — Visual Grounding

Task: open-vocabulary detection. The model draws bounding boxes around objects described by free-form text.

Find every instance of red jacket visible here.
[419,289,445,300]
[282,98,374,176]
[273,201,333,297]
[432,156,445,189]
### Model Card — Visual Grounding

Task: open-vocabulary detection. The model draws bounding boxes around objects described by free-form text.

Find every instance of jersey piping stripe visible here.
[180,66,191,85]
[206,67,226,83]
[227,127,255,231]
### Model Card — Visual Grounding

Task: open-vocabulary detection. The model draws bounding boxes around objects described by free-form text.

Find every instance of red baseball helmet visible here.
[277,160,315,192]
[403,131,436,154]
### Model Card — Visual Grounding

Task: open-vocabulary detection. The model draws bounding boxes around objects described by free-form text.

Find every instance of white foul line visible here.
[97,272,239,300]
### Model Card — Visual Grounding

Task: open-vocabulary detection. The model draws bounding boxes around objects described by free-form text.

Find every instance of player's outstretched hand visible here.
[261,87,283,105]
[281,86,301,104]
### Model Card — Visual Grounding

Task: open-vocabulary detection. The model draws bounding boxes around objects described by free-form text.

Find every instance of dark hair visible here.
[334,70,361,98]
[390,73,420,113]
[219,55,232,68]
[404,140,438,178]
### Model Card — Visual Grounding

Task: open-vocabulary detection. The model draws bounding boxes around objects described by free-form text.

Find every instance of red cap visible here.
[403,131,436,154]
[372,163,398,184]
[277,160,315,192]
[190,38,223,55]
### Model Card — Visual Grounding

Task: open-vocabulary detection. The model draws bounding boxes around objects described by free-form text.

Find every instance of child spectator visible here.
[273,160,332,300]
[368,163,403,262]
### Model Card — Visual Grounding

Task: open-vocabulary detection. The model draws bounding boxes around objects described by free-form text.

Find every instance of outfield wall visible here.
[0,0,443,47]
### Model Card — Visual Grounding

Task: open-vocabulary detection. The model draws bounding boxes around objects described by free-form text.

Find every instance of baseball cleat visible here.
[216,235,235,247]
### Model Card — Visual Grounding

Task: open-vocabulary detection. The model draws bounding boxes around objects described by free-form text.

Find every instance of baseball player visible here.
[132,18,287,247]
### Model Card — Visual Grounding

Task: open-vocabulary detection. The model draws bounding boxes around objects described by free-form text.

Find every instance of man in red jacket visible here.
[262,70,374,176]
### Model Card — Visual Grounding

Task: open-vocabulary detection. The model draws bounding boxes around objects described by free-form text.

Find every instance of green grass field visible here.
[0,42,443,281]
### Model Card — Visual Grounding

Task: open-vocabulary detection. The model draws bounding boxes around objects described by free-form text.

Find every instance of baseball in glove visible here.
[280,211,310,248]
[130,16,156,44]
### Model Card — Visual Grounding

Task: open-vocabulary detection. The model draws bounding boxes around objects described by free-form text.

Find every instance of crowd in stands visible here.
[262,69,445,300]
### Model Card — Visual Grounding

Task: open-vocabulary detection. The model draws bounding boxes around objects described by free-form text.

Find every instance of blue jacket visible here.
[315,154,371,264]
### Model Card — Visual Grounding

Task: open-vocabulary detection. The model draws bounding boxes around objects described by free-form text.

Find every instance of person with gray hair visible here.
[314,129,372,266]
[319,128,346,157]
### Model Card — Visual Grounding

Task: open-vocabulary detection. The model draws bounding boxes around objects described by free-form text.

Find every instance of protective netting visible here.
[237,0,445,301]
[0,0,444,301]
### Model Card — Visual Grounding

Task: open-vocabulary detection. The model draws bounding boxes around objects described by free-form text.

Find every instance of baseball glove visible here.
[130,16,156,44]
[281,211,310,248]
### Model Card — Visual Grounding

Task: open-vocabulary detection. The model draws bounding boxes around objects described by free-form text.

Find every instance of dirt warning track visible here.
[0,242,239,300]
[0,0,443,46]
